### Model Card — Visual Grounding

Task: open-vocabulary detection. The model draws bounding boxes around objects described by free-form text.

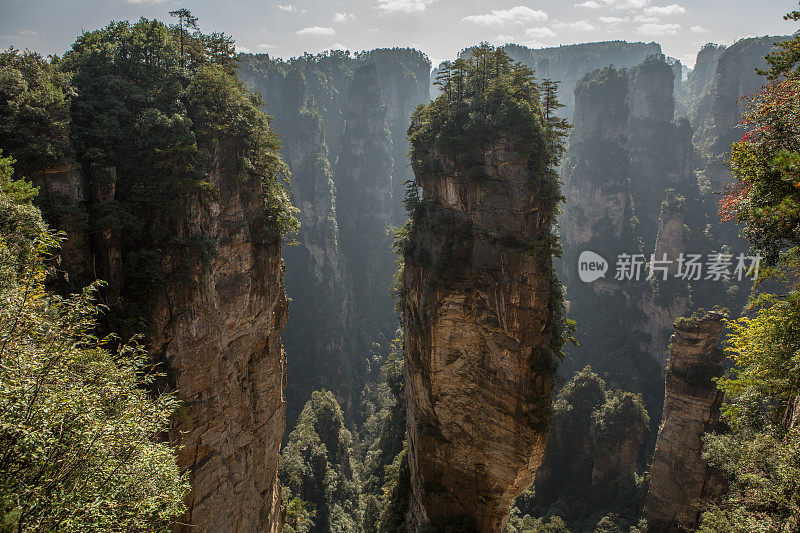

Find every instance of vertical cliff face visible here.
[691,37,784,190]
[627,56,692,244]
[501,41,663,120]
[144,159,288,533]
[238,58,354,421]
[403,51,564,531]
[559,55,710,391]
[239,50,430,423]
[365,49,432,224]
[531,368,649,516]
[336,63,396,351]
[32,154,290,532]
[561,66,631,250]
[643,312,727,532]
[15,30,297,531]
[404,135,558,532]
[559,66,663,403]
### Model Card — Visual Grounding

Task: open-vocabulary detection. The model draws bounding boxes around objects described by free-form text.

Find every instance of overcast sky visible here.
[1,0,798,68]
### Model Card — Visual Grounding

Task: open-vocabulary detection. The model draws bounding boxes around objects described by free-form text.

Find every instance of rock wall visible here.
[39,154,289,532]
[503,41,662,120]
[239,50,430,422]
[643,312,727,532]
[403,132,560,531]
[691,36,784,190]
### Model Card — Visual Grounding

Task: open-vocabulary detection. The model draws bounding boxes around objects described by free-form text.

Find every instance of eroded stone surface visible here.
[404,136,558,532]
[643,312,727,532]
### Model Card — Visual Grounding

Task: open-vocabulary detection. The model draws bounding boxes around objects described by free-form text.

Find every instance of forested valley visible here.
[1,4,800,532]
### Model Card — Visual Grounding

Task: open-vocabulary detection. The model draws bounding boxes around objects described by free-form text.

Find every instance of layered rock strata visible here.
[403,133,560,531]
[643,312,728,532]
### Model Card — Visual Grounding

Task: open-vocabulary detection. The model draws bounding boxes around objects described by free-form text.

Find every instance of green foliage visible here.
[53,14,296,334]
[698,15,800,528]
[406,44,570,372]
[759,3,800,79]
[0,49,70,176]
[574,66,628,107]
[280,390,362,533]
[410,44,557,171]
[0,159,187,531]
[592,391,650,445]
[525,368,649,529]
[723,78,800,264]
[700,297,800,530]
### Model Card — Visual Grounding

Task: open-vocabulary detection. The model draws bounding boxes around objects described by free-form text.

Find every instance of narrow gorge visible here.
[0,6,796,532]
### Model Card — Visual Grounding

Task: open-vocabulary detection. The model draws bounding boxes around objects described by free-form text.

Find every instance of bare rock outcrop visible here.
[403,123,562,530]
[643,311,728,532]
[35,154,289,532]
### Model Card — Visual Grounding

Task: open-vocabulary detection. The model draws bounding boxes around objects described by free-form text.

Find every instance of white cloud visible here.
[555,20,597,31]
[604,0,651,9]
[125,0,165,3]
[258,43,278,50]
[576,0,652,10]
[644,4,686,16]
[494,34,516,43]
[333,12,355,22]
[526,27,556,39]
[0,29,42,39]
[376,0,437,13]
[277,4,297,12]
[690,25,710,33]
[633,14,659,23]
[235,45,252,53]
[599,16,627,23]
[296,26,336,36]
[572,20,598,31]
[636,22,681,35]
[520,40,547,48]
[462,6,548,25]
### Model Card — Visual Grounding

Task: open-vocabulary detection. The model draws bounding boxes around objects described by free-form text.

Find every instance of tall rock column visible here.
[335,62,397,359]
[643,311,728,532]
[403,49,564,532]
[152,153,289,533]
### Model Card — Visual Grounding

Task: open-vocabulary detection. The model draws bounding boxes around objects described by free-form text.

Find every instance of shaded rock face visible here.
[627,57,693,245]
[532,369,649,515]
[238,50,430,422]
[403,136,558,532]
[501,40,663,120]
[28,163,91,283]
[559,58,697,386]
[590,394,648,486]
[238,59,353,421]
[336,63,396,348]
[691,37,785,190]
[159,172,287,533]
[561,66,631,250]
[35,154,288,532]
[643,312,728,532]
[629,56,675,124]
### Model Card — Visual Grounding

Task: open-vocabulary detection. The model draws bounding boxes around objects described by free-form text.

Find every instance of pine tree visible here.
[169,9,198,70]
[541,78,571,165]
